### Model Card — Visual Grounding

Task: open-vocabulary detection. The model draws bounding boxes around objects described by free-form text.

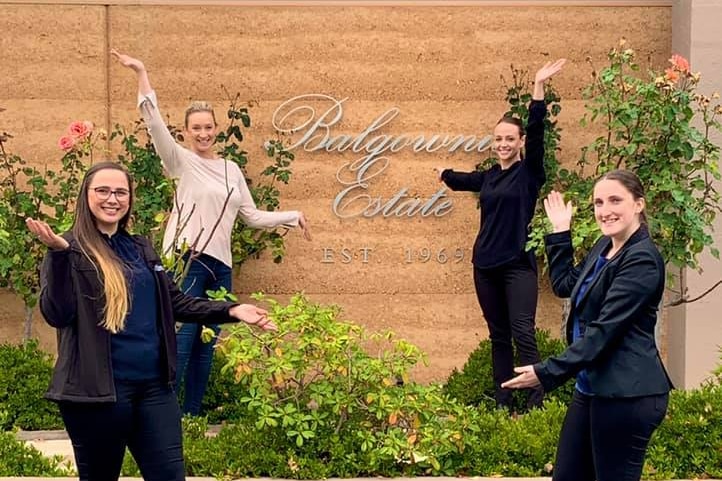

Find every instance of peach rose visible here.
[68,120,92,139]
[664,67,680,83]
[58,135,76,151]
[670,54,690,73]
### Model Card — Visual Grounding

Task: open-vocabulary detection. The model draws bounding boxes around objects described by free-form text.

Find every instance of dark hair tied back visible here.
[496,116,525,136]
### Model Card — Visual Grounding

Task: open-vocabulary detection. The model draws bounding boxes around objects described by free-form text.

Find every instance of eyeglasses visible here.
[92,186,130,201]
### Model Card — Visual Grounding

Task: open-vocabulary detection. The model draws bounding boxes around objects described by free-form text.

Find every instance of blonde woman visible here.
[112,49,310,415]
[28,162,275,481]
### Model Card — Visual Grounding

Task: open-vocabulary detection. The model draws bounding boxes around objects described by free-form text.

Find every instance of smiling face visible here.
[87,168,131,235]
[184,110,217,158]
[593,178,645,244]
[492,121,525,166]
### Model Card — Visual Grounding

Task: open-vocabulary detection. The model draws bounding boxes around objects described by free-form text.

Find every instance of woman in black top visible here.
[436,59,565,410]
[502,170,672,481]
[26,162,276,481]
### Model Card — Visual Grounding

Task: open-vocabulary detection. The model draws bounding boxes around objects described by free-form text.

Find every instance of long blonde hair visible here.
[72,162,134,333]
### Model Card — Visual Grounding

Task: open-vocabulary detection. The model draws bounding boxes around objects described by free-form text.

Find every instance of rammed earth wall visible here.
[0,1,672,382]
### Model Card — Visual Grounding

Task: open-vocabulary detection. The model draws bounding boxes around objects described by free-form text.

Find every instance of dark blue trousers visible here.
[59,379,184,481]
[553,390,669,481]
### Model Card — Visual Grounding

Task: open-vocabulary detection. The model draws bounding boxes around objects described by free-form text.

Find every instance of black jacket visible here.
[39,232,237,402]
[535,226,673,397]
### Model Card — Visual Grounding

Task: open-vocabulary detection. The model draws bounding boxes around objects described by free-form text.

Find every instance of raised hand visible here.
[298,212,312,241]
[229,304,277,331]
[543,190,573,233]
[535,58,566,84]
[26,218,69,251]
[111,49,152,95]
[110,49,145,73]
[533,58,566,100]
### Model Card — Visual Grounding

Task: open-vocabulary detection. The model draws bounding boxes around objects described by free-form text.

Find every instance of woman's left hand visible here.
[298,212,312,241]
[229,304,277,331]
[501,365,541,389]
[532,58,566,100]
[535,58,566,85]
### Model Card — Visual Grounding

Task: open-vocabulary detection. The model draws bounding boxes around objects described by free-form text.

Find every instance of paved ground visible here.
[10,430,717,481]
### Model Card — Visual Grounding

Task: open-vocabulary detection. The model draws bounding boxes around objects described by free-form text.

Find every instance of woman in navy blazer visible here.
[502,169,672,481]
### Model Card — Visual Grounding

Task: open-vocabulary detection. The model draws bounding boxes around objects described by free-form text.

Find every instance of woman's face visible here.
[492,122,524,164]
[593,179,644,242]
[185,111,217,158]
[87,168,131,235]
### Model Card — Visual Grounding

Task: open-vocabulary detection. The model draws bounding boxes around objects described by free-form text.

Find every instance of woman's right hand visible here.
[26,218,69,251]
[434,166,446,182]
[543,190,573,233]
[229,304,277,331]
[110,49,146,73]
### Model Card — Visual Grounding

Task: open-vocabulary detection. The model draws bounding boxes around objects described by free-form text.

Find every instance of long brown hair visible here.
[72,162,134,333]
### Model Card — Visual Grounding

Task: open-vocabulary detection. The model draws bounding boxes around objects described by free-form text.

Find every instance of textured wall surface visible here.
[0,4,671,382]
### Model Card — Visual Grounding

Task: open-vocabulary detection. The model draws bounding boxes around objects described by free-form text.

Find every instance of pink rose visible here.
[68,120,92,139]
[58,135,76,151]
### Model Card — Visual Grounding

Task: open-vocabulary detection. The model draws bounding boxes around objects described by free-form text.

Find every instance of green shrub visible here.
[444,329,575,411]
[121,294,722,480]
[0,431,70,476]
[645,382,722,480]
[199,294,566,478]
[200,350,253,423]
[0,340,63,430]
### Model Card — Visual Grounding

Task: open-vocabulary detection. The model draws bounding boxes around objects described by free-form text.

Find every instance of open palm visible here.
[543,190,573,233]
[535,58,566,84]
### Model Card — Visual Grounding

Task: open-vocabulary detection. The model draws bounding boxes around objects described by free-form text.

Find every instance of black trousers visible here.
[473,258,543,409]
[59,379,185,481]
[554,390,669,481]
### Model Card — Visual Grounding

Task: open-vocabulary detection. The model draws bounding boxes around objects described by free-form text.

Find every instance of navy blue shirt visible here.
[106,231,162,381]
[572,254,608,394]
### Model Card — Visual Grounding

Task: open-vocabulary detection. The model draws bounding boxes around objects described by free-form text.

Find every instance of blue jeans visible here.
[59,379,184,481]
[175,252,232,415]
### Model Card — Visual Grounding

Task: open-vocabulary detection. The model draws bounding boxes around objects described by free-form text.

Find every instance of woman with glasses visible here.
[27,161,276,481]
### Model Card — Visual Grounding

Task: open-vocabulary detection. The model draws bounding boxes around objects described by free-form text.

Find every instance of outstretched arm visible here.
[526,58,566,184]
[111,49,152,96]
[542,191,583,298]
[111,49,185,176]
[434,166,485,192]
[26,218,76,328]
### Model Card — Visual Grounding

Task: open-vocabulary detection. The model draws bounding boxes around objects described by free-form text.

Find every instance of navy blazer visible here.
[534,225,673,397]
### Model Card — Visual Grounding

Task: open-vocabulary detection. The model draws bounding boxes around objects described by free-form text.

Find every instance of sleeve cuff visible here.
[545,230,571,245]
[137,90,158,109]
